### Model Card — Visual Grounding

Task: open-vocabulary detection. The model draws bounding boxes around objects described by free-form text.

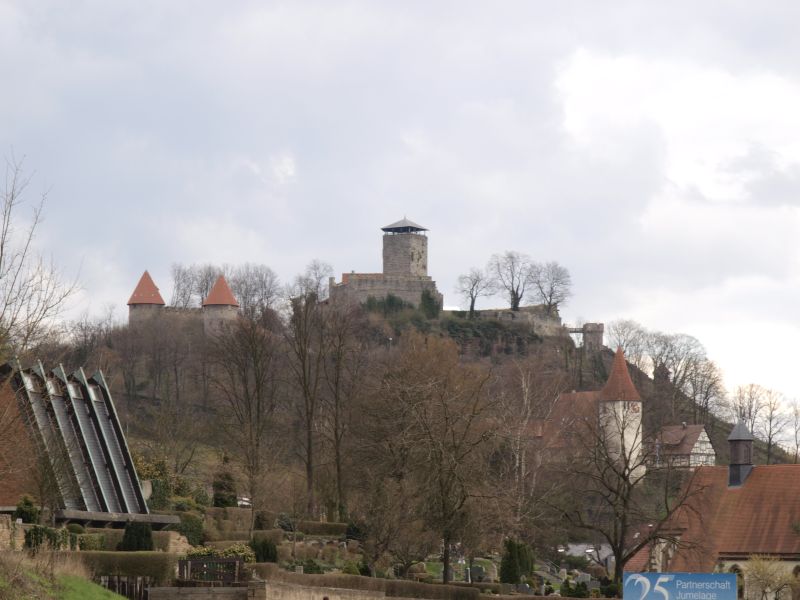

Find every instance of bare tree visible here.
[553,404,698,584]
[606,320,648,372]
[529,261,572,316]
[229,263,281,322]
[487,251,536,311]
[378,332,496,584]
[791,400,800,464]
[493,356,565,541]
[685,358,726,425]
[285,260,333,516]
[320,303,369,521]
[209,315,283,529]
[758,389,788,465]
[0,158,78,355]
[455,268,495,318]
[729,384,766,434]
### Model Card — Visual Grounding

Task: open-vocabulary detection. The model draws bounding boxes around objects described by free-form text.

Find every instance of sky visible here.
[2,1,800,399]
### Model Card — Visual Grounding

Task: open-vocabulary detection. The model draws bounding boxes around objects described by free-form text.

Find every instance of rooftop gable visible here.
[381,218,427,232]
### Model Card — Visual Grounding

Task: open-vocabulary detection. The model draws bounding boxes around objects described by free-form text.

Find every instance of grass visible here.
[58,575,126,600]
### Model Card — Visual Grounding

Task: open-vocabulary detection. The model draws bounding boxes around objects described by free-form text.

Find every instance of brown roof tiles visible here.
[667,465,800,571]
[598,347,641,402]
[127,271,165,306]
[202,275,239,307]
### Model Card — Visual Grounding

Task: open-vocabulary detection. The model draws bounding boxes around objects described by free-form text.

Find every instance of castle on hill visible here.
[127,270,239,334]
[328,218,443,310]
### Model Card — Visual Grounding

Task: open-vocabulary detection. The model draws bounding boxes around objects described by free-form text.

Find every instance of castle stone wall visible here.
[382,233,427,277]
[329,274,442,309]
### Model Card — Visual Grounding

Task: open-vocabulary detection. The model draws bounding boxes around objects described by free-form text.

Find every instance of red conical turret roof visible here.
[598,347,641,402]
[202,275,239,307]
[128,271,165,306]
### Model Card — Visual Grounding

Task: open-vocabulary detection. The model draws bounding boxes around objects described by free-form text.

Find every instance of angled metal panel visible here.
[46,365,99,512]
[90,370,148,514]
[64,369,121,513]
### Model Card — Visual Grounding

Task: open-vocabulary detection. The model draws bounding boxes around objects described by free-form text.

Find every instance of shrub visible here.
[218,543,256,563]
[78,533,104,551]
[345,521,365,541]
[300,558,323,574]
[251,529,284,545]
[212,470,238,508]
[250,538,277,563]
[342,560,361,575]
[564,554,589,571]
[276,513,296,532]
[295,520,348,536]
[186,546,216,558]
[172,496,202,512]
[254,511,277,530]
[562,580,590,598]
[117,522,154,551]
[420,289,440,319]
[76,551,179,585]
[170,511,204,546]
[148,478,171,510]
[65,523,85,535]
[13,496,39,524]
[25,525,66,551]
[499,539,520,584]
[193,487,211,507]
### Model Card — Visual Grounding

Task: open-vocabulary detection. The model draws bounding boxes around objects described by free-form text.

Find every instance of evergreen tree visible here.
[500,538,521,583]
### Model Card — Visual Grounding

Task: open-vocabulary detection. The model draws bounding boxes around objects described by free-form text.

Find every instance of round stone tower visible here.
[202,275,239,334]
[381,218,428,277]
[128,270,165,325]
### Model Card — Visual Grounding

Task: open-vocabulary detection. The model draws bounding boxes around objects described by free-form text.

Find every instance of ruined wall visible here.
[382,233,427,277]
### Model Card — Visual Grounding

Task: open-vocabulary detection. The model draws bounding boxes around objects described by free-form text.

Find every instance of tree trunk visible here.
[442,534,452,584]
[306,423,315,516]
[469,297,476,319]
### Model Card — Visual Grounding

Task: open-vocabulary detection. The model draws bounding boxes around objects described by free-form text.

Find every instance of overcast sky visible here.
[3,1,800,399]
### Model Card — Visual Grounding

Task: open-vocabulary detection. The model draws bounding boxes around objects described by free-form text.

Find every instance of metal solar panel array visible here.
[9,362,148,515]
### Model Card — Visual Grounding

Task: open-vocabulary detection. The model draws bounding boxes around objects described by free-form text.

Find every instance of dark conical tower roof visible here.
[598,347,641,402]
[728,420,754,441]
[381,218,427,233]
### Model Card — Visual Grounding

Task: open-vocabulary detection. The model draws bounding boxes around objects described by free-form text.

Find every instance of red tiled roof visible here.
[202,275,239,307]
[598,347,641,402]
[127,271,165,306]
[655,425,706,456]
[668,465,800,571]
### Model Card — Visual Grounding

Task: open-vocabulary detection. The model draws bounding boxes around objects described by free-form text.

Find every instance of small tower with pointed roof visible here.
[598,347,645,477]
[128,271,165,325]
[382,218,428,277]
[728,420,754,487]
[202,275,239,334]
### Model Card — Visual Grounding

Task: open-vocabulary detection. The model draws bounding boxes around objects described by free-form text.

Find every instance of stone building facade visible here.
[328,218,443,309]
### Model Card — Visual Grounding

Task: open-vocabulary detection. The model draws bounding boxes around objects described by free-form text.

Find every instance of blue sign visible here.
[623,573,737,600]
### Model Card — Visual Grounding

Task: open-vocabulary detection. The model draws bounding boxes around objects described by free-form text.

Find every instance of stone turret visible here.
[728,420,754,487]
[382,218,428,277]
[598,347,644,477]
[202,275,239,334]
[127,271,165,325]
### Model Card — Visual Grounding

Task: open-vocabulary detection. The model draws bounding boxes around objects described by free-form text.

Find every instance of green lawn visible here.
[57,576,125,600]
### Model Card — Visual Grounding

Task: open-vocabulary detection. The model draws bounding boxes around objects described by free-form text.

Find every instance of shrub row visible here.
[86,528,177,552]
[253,569,480,600]
[251,529,285,545]
[289,521,348,537]
[72,551,179,585]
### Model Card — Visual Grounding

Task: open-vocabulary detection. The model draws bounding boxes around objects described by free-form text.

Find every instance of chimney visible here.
[728,420,754,487]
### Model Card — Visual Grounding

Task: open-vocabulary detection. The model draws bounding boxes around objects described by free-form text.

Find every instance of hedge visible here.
[86,528,177,552]
[250,569,479,600]
[451,582,509,595]
[73,551,179,585]
[251,529,285,545]
[294,521,348,537]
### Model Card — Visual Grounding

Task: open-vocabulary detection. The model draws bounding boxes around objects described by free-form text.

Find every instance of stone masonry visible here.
[329,219,443,309]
